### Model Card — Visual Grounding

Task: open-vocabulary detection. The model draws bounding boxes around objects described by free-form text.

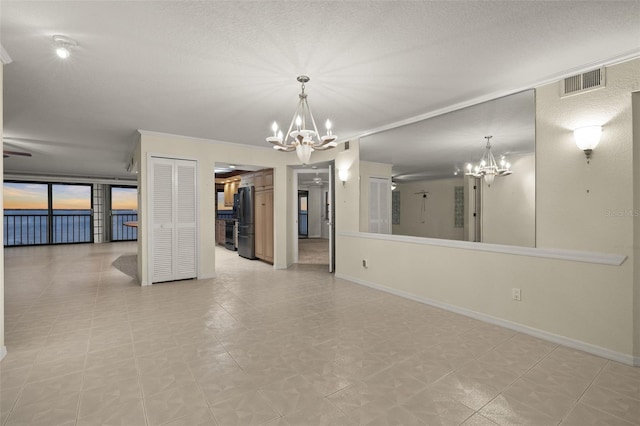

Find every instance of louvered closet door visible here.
[151,157,197,283]
[368,177,391,234]
[175,160,197,279]
[152,158,175,283]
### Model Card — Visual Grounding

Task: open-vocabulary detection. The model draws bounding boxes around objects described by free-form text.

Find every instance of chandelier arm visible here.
[283,96,305,147]
[304,97,322,146]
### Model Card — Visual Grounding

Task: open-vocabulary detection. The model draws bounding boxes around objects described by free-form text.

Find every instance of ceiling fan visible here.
[311,173,329,185]
[3,150,32,158]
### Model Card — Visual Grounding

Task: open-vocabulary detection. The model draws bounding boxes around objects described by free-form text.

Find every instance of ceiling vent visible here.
[561,67,605,97]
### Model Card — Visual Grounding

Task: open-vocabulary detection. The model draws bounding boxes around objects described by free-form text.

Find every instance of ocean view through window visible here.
[3,182,93,246]
[111,186,138,241]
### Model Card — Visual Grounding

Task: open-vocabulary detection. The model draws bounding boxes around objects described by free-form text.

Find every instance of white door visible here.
[150,157,197,283]
[369,177,391,234]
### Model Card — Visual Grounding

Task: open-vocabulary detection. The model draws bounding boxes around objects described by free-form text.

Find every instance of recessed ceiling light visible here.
[52,35,77,59]
[229,164,236,169]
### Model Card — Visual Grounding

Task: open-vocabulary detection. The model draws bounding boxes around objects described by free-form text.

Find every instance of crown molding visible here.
[0,44,13,64]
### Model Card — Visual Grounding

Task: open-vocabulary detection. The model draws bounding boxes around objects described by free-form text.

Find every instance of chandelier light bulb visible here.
[271,122,278,136]
[325,119,332,134]
[295,115,302,129]
[466,163,472,172]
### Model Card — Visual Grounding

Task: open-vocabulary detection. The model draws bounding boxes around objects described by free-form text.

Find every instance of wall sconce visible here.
[338,169,349,186]
[574,125,602,159]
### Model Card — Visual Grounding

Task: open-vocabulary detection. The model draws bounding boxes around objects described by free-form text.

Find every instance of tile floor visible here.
[1,242,639,426]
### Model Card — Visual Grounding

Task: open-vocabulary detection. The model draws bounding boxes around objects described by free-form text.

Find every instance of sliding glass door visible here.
[3,181,93,246]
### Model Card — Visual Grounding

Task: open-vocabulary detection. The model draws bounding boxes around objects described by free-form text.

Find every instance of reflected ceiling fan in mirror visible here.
[3,150,32,159]
[312,173,329,185]
[3,138,34,158]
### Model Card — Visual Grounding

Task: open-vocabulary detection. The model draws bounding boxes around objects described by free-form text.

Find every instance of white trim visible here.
[0,45,12,64]
[339,231,627,266]
[3,173,136,186]
[138,129,274,152]
[0,346,6,361]
[336,272,636,366]
[340,50,640,143]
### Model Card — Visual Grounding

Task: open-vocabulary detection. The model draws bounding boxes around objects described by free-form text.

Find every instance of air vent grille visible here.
[561,67,605,97]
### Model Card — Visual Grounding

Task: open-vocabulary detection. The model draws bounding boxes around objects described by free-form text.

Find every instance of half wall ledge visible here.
[338,231,627,266]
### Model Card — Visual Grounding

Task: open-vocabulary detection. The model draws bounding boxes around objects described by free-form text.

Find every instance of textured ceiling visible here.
[1,1,639,179]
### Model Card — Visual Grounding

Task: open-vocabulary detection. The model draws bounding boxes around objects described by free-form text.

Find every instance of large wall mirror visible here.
[360,90,535,247]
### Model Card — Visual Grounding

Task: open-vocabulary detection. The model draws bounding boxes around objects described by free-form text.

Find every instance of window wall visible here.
[3,181,93,246]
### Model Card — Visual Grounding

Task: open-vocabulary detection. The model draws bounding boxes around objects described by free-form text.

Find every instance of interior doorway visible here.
[293,162,335,271]
[298,190,309,238]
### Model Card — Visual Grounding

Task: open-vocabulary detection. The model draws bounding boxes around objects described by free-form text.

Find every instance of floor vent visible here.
[561,67,605,97]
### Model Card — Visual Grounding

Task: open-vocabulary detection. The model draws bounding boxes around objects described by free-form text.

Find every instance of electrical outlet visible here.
[362,259,368,268]
[512,288,521,301]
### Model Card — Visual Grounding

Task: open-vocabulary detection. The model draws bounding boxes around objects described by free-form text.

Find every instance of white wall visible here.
[633,92,640,360]
[336,59,640,364]
[482,153,535,247]
[0,64,5,361]
[393,177,464,240]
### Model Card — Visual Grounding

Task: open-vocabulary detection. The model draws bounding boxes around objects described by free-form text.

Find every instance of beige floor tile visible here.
[0,386,22,425]
[259,374,326,416]
[0,366,31,389]
[77,397,146,426]
[144,382,209,426]
[7,390,80,426]
[560,402,637,426]
[400,387,475,425]
[428,371,501,411]
[327,380,397,418]
[479,394,561,426]
[209,390,281,426]
[580,384,640,424]
[501,376,578,421]
[78,376,142,418]
[15,372,83,408]
[592,361,640,400]
[461,414,500,425]
[82,359,139,391]
[84,343,135,371]
[139,362,196,397]
[281,398,357,426]
[161,407,218,426]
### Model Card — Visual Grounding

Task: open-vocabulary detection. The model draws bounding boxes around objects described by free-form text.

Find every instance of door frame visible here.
[292,164,335,270]
[298,190,309,238]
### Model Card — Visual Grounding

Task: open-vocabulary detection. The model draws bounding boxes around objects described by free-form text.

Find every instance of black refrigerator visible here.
[237,186,257,259]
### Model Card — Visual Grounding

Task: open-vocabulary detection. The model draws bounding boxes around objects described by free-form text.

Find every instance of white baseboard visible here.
[0,346,6,361]
[336,272,636,367]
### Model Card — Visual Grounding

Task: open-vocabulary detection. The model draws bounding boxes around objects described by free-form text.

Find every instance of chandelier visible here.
[267,76,337,164]
[465,136,512,186]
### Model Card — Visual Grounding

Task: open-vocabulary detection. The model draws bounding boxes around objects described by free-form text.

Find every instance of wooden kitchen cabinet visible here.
[255,188,273,263]
[223,180,239,207]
